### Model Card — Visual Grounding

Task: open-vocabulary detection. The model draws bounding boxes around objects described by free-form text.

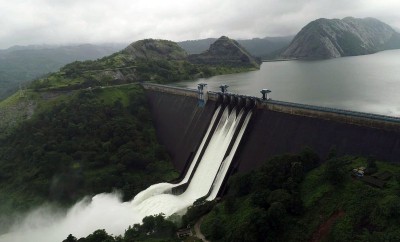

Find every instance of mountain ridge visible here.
[178,36,293,58]
[281,17,400,59]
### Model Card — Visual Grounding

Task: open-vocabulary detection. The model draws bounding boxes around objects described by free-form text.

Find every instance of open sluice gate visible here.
[132,94,255,217]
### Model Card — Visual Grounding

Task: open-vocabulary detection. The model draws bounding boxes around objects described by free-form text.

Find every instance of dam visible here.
[130,90,254,216]
[143,83,400,178]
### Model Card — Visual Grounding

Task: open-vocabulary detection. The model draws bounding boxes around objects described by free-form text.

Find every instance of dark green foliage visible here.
[63,234,78,242]
[300,146,320,172]
[267,202,287,231]
[140,214,177,238]
[202,150,400,242]
[365,156,378,175]
[202,148,319,241]
[81,230,115,242]
[68,214,178,242]
[227,172,254,197]
[324,157,347,185]
[0,86,178,213]
[181,200,216,227]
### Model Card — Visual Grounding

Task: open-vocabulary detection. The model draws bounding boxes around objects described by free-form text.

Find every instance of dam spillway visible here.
[131,96,254,216]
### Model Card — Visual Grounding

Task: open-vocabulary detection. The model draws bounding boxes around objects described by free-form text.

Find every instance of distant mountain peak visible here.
[281,17,400,59]
[188,36,261,68]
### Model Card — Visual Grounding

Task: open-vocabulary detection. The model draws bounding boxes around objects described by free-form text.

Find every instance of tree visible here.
[290,162,304,182]
[267,202,287,231]
[300,147,320,172]
[365,156,378,175]
[209,217,225,240]
[324,158,347,185]
[228,172,253,197]
[62,234,77,242]
[83,229,115,242]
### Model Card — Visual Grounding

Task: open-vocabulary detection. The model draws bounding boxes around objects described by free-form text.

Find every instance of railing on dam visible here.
[264,99,400,124]
[142,83,199,98]
[142,82,400,130]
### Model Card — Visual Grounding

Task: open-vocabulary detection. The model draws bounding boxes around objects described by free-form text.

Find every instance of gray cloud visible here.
[0,0,400,48]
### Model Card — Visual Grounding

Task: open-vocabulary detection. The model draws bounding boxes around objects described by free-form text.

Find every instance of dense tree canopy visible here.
[0,86,178,214]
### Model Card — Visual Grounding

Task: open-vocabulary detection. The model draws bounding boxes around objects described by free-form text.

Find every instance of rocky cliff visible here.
[188,36,261,68]
[281,17,400,59]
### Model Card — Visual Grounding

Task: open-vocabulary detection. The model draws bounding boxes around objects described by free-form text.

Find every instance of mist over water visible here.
[0,105,252,242]
[0,193,142,242]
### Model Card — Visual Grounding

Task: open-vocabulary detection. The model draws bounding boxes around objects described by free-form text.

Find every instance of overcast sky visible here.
[1,0,400,49]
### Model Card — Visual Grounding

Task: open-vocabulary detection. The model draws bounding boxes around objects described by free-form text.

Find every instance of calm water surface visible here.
[173,50,400,116]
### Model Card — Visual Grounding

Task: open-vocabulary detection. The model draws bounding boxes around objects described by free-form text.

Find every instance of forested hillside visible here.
[200,151,400,241]
[30,38,259,91]
[0,44,125,100]
[0,85,178,226]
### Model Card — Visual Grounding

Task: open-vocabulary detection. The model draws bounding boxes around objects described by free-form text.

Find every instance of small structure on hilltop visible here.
[352,166,393,189]
[176,227,193,238]
[352,167,366,177]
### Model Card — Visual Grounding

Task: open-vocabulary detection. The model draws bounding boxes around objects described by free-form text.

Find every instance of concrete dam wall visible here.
[143,84,400,174]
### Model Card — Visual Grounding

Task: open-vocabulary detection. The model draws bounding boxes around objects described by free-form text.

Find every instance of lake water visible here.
[173,49,400,117]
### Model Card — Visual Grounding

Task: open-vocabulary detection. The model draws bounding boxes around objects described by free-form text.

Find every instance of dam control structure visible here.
[142,83,400,198]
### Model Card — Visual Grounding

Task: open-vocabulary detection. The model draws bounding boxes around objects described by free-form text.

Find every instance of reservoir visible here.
[174,49,400,117]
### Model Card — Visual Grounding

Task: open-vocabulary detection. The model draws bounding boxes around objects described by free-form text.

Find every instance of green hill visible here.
[30,38,259,91]
[0,44,125,100]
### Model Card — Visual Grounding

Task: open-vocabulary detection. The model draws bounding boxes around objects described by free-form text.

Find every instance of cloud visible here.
[0,0,399,48]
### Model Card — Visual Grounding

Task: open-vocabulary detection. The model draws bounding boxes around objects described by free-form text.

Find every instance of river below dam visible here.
[173,49,400,117]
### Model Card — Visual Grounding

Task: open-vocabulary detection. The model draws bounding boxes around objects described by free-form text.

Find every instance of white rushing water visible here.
[0,104,252,242]
[207,109,252,200]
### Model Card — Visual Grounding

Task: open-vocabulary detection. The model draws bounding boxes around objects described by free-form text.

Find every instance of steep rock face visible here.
[281,17,400,59]
[122,39,188,60]
[188,36,261,68]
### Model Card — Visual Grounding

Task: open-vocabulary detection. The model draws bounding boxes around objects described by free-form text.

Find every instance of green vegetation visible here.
[63,214,178,242]
[198,149,400,242]
[0,85,178,217]
[29,39,259,91]
[0,44,123,100]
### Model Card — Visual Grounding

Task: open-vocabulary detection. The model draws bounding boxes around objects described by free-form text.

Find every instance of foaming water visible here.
[0,193,142,242]
[207,109,252,200]
[0,105,252,242]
